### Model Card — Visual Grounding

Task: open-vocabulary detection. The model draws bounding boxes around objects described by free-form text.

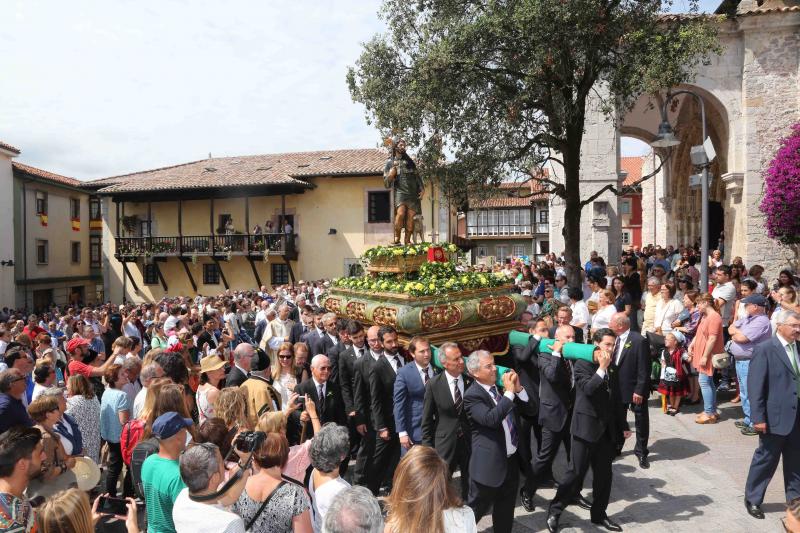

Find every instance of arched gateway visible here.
[548,0,800,277]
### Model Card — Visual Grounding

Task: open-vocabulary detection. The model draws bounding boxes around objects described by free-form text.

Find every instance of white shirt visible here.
[308,476,350,533]
[312,378,326,400]
[352,345,366,359]
[327,333,338,347]
[133,386,148,419]
[385,353,403,373]
[591,304,616,332]
[614,330,630,366]
[442,506,478,533]
[370,350,382,362]
[655,298,684,333]
[525,302,541,316]
[447,372,464,404]
[172,488,245,533]
[163,315,179,333]
[476,381,529,456]
[122,379,142,409]
[712,281,737,326]
[570,300,591,339]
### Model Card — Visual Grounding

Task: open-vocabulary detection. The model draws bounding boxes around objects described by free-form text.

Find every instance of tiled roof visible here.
[87,148,387,194]
[714,0,800,16]
[0,141,21,155]
[620,156,646,186]
[470,179,548,209]
[12,162,82,188]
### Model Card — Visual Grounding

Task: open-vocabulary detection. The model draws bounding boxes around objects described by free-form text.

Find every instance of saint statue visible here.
[384,137,425,245]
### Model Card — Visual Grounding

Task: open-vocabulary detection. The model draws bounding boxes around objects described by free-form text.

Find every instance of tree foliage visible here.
[347,0,718,281]
[760,123,800,246]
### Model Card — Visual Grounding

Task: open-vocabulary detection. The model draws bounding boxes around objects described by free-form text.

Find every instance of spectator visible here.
[689,294,724,424]
[293,342,312,384]
[308,424,351,532]
[42,387,83,459]
[385,445,476,533]
[172,442,248,533]
[785,498,800,533]
[26,395,77,499]
[0,369,34,434]
[32,362,56,402]
[273,342,299,410]
[65,375,101,463]
[654,283,684,336]
[612,276,633,318]
[771,287,797,334]
[567,287,590,340]
[728,294,772,436]
[82,325,106,359]
[257,396,321,482]
[322,486,383,533]
[240,350,282,427]
[141,412,192,533]
[122,357,143,409]
[0,426,44,533]
[196,353,227,424]
[101,364,133,497]
[214,387,251,446]
[36,488,138,533]
[21,315,45,343]
[657,331,690,415]
[231,432,312,533]
[641,277,663,334]
[3,348,35,406]
[65,337,116,380]
[133,363,164,419]
[590,289,617,335]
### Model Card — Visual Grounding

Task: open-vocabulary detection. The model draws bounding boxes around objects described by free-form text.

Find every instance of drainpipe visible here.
[22,181,28,310]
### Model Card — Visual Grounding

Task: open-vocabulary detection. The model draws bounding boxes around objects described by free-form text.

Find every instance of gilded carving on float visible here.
[477,296,516,321]
[420,305,462,330]
[372,306,399,326]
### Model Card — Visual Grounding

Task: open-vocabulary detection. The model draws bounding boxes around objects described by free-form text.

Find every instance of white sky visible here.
[1,0,721,179]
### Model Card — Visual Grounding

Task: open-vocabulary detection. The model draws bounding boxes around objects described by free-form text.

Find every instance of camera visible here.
[233,431,266,453]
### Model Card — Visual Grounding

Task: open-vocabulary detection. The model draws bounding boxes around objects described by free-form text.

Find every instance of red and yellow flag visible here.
[39,214,48,226]
[71,218,80,231]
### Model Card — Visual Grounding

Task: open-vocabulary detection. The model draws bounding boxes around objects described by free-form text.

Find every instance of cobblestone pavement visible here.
[477,393,788,532]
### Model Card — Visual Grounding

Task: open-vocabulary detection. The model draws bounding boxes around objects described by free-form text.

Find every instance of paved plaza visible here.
[478,393,788,532]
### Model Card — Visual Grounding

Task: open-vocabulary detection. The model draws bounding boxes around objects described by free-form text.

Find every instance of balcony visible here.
[114,233,296,261]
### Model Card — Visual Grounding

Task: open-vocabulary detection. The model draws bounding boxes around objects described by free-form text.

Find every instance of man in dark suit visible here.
[548,306,584,343]
[609,312,652,468]
[339,321,367,459]
[352,325,383,488]
[295,354,347,434]
[547,328,623,533]
[326,319,351,385]
[464,350,531,533]
[744,311,800,519]
[366,325,405,495]
[313,312,340,358]
[522,324,576,507]
[301,309,326,355]
[421,341,472,499]
[393,336,436,455]
[512,318,545,511]
[288,305,315,344]
[225,343,254,388]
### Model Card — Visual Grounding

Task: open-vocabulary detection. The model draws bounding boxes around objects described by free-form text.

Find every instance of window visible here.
[35,191,48,215]
[89,197,101,220]
[203,263,220,285]
[271,263,289,285]
[143,264,158,285]
[620,200,631,215]
[140,220,151,237]
[367,191,391,223]
[539,241,550,254]
[36,240,48,264]
[475,245,488,257]
[70,242,81,264]
[621,231,631,245]
[217,214,232,234]
[539,209,549,224]
[495,245,508,259]
[90,236,101,268]
[70,198,80,220]
[512,244,526,257]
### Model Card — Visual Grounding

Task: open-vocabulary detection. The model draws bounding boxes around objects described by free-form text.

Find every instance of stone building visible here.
[548,0,800,279]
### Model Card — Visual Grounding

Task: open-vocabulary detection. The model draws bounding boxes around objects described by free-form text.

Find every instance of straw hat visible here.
[200,354,226,374]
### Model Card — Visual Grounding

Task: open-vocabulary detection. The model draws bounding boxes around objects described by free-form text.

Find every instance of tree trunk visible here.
[561,123,585,289]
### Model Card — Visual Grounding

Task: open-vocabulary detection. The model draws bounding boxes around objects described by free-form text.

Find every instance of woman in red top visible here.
[688,294,724,424]
[658,331,691,415]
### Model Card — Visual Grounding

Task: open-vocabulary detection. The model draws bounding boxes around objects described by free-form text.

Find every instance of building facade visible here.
[86,148,455,303]
[0,141,101,311]
[619,156,644,249]
[458,182,549,264]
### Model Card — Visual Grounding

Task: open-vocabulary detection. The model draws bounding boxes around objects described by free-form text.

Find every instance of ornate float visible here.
[322,242,525,354]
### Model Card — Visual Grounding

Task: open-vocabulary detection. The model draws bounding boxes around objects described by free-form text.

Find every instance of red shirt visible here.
[22,325,46,341]
[68,359,94,378]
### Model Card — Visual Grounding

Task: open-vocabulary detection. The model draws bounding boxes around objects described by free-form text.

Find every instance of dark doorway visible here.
[71,286,85,306]
[709,201,724,251]
[32,289,53,313]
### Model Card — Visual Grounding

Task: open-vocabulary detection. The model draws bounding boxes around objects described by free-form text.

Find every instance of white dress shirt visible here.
[476,381,529,456]
[447,372,464,404]
[614,330,630,366]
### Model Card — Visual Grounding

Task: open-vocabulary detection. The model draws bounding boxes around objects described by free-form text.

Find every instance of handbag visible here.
[663,366,678,382]
[711,353,730,369]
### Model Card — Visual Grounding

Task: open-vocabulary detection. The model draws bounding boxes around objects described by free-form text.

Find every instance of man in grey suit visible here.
[744,311,800,519]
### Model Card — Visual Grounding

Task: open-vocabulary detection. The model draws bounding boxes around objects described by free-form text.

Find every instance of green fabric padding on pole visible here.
[509,329,531,347]
[497,330,597,362]
[431,344,509,387]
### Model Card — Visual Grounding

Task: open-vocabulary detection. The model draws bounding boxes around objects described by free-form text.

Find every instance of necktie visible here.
[393,355,403,370]
[357,347,364,358]
[489,385,518,449]
[789,343,800,398]
[453,377,463,415]
[422,367,430,384]
[613,337,621,364]
[318,384,325,414]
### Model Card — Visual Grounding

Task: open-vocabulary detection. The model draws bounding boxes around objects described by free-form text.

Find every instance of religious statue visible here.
[384,137,424,245]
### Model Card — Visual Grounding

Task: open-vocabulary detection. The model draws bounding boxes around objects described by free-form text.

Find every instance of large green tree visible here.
[348,0,718,285]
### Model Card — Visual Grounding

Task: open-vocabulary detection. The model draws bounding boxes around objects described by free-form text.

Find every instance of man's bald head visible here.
[555,325,575,344]
[610,312,630,335]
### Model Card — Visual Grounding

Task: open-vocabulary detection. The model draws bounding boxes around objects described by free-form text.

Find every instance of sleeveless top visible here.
[196,387,214,424]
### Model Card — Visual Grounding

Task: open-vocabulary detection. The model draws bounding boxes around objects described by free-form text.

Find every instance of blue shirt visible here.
[0,393,34,434]
[100,388,130,443]
[729,314,772,360]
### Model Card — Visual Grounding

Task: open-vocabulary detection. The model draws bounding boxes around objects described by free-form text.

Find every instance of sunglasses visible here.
[317,366,331,371]
[279,355,293,360]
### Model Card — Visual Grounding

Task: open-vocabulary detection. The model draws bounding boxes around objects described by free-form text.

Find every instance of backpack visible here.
[120,419,145,466]
[129,437,159,500]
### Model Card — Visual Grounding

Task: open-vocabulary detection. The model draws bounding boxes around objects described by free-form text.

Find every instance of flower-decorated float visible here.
[322,242,525,355]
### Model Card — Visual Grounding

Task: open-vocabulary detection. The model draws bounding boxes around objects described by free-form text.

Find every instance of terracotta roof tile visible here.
[620,156,645,186]
[12,162,82,188]
[470,178,549,209]
[0,141,21,155]
[88,148,387,194]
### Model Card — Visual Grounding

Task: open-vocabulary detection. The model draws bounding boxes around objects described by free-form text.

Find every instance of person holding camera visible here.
[172,442,251,533]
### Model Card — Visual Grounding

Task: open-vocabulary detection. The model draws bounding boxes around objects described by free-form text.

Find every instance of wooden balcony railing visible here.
[115,233,293,259]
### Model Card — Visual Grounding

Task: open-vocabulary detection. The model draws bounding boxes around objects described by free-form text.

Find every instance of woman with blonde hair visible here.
[142,383,196,440]
[273,342,298,409]
[36,488,139,533]
[688,293,724,424]
[384,445,476,533]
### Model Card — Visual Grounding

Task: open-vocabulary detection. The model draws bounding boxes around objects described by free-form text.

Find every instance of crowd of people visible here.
[0,243,798,532]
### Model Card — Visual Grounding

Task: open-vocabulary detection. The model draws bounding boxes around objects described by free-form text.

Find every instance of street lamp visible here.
[650,90,714,293]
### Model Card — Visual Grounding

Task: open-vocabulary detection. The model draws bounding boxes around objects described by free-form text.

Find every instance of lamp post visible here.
[651,90,712,294]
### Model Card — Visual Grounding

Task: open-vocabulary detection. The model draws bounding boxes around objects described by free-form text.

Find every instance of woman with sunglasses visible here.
[273,342,299,411]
